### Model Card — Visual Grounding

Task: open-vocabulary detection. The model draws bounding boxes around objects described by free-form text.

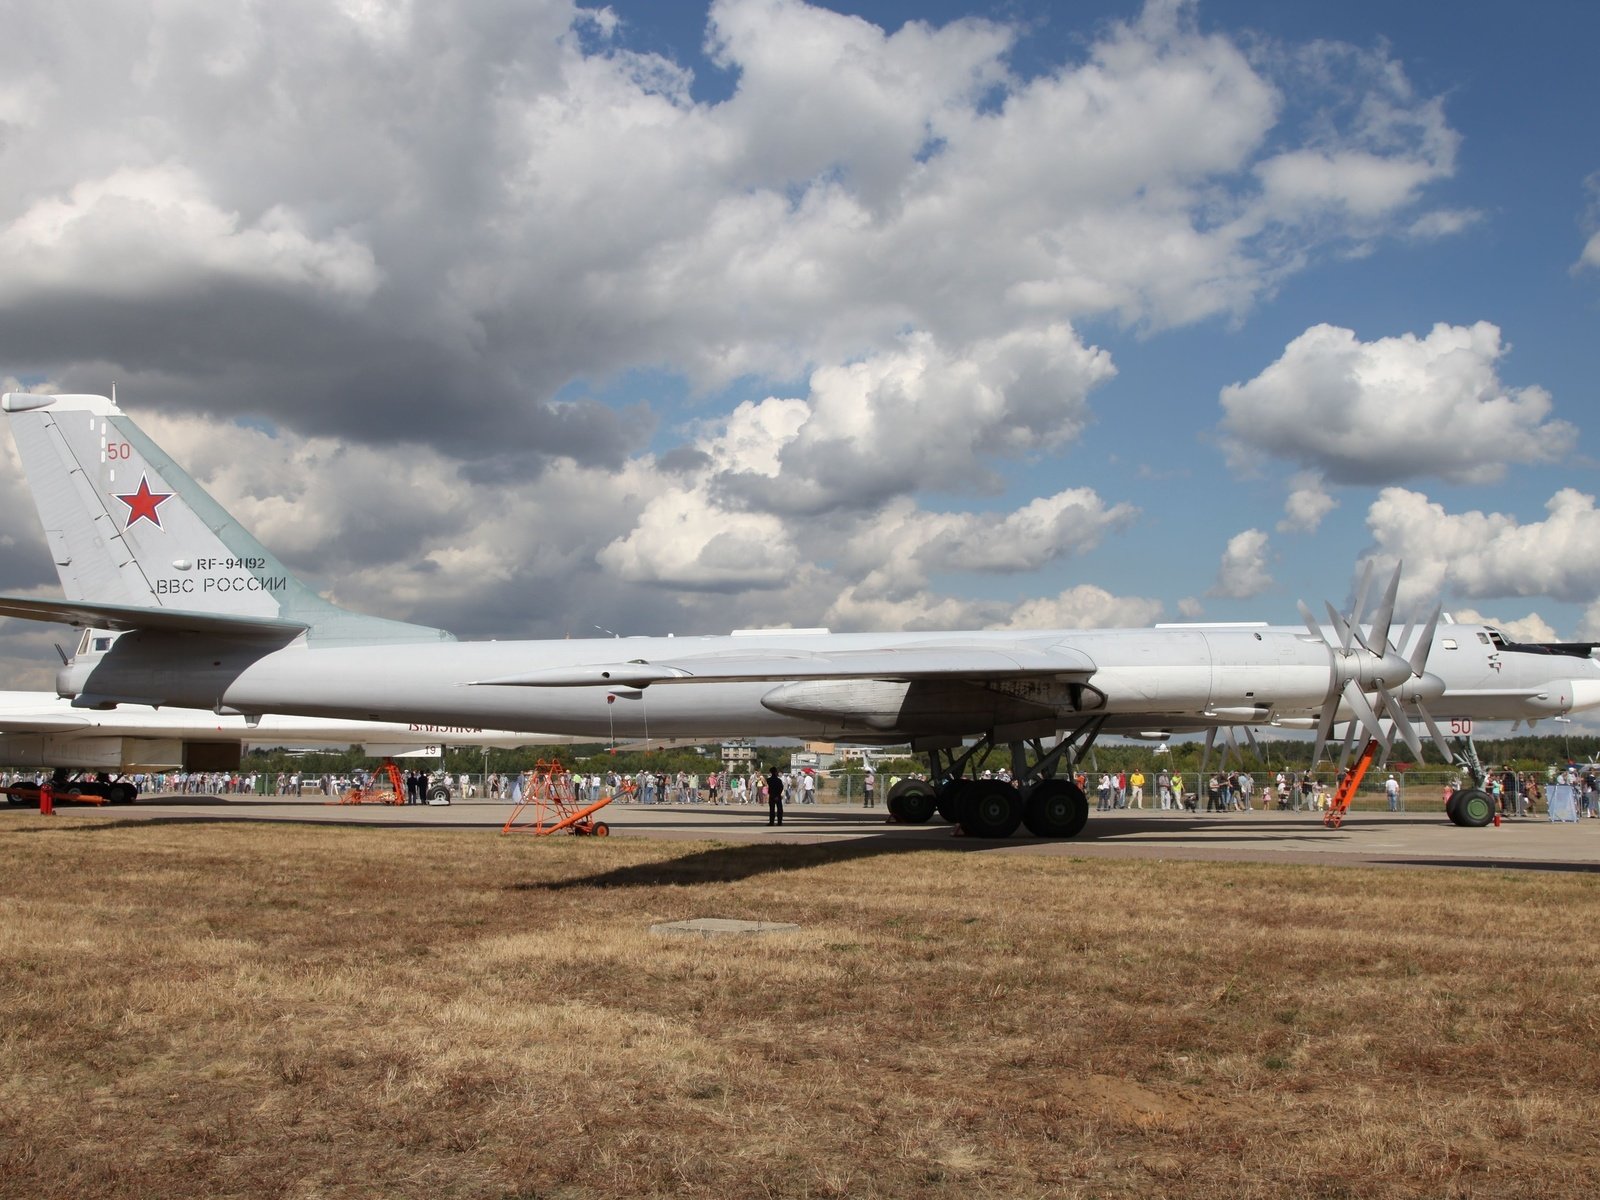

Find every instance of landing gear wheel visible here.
[958,779,1023,839]
[1452,787,1495,828]
[886,779,937,824]
[1444,792,1464,826]
[427,785,452,805]
[1022,779,1089,839]
[935,791,962,823]
[107,782,137,804]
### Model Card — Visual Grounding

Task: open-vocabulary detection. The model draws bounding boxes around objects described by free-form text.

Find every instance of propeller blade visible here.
[1336,720,1359,772]
[1299,599,1328,644]
[1342,679,1386,743]
[1364,562,1402,655]
[1408,605,1443,677]
[1393,613,1416,661]
[1415,700,1454,762]
[1350,561,1375,629]
[1325,601,1355,653]
[1381,689,1425,762]
[1310,702,1336,768]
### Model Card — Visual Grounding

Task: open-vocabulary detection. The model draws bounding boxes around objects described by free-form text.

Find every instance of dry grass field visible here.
[2,815,1597,1199]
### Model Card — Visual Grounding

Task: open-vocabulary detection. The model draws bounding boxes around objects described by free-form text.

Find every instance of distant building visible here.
[721,741,757,766]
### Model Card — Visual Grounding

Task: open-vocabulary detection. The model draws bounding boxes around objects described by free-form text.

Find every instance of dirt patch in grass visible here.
[1,815,1597,1198]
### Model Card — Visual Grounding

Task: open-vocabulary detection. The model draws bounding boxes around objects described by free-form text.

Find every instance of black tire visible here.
[107,782,137,805]
[1444,791,1464,826]
[886,779,937,824]
[1453,787,1494,828]
[427,785,452,805]
[958,779,1023,839]
[1022,778,1090,838]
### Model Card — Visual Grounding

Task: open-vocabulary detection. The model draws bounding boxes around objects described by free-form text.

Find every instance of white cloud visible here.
[1407,208,1481,240]
[597,484,800,591]
[1208,528,1272,598]
[0,166,379,303]
[1220,321,1573,485]
[1579,231,1600,273]
[1365,487,1600,611]
[822,580,1162,632]
[712,327,1117,515]
[1177,596,1204,618]
[1582,602,1600,642]
[835,490,1137,594]
[0,0,1476,670]
[998,584,1164,630]
[1277,472,1336,533]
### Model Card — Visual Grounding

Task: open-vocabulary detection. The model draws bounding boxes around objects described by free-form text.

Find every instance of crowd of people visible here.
[581,768,820,807]
[11,760,1600,819]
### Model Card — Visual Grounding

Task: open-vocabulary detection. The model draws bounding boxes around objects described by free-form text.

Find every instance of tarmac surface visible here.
[10,793,1600,872]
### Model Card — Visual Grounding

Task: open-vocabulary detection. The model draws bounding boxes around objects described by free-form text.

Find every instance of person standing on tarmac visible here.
[767,766,785,826]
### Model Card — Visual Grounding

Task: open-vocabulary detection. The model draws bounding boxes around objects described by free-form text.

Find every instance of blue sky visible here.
[1,0,1598,689]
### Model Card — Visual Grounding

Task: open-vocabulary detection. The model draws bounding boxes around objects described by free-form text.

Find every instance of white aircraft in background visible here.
[0,687,567,803]
[2,391,1597,836]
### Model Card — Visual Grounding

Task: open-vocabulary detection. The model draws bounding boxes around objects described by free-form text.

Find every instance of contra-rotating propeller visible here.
[1297,561,1454,769]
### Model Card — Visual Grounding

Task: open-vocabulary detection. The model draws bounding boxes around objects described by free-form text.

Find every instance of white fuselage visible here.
[57,620,1600,743]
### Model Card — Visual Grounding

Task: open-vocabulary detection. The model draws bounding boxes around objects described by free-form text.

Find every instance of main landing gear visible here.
[885,719,1104,840]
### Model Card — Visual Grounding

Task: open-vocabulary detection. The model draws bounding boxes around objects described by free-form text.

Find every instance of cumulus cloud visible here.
[0,166,379,302]
[1220,322,1573,485]
[1576,171,1600,273]
[1208,528,1272,598]
[998,584,1164,630]
[1580,232,1600,272]
[712,327,1116,515]
[1278,471,1336,533]
[823,581,1162,632]
[1365,487,1600,610]
[0,0,1473,679]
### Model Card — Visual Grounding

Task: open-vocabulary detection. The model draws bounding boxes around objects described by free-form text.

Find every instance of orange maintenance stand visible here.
[1324,739,1381,829]
[502,761,612,837]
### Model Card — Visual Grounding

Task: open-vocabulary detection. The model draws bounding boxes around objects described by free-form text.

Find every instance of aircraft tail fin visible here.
[2,392,452,645]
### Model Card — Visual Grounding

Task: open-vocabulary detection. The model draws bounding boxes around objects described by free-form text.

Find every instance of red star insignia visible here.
[114,474,174,529]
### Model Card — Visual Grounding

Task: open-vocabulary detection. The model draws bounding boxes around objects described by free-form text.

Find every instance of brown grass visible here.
[1,815,1597,1199]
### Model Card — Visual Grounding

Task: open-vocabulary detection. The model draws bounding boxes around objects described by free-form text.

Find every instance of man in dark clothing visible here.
[767,766,785,826]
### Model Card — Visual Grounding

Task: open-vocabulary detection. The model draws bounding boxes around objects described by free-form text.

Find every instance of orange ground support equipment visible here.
[1324,738,1381,829]
[332,759,407,806]
[502,761,612,837]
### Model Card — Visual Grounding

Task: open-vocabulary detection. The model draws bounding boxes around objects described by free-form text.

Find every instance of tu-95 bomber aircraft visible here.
[2,391,1598,837]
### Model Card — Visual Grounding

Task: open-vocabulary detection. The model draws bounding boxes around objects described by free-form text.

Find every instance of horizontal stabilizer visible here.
[0,595,308,639]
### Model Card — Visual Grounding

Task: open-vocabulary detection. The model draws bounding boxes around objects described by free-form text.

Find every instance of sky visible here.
[1,0,1598,715]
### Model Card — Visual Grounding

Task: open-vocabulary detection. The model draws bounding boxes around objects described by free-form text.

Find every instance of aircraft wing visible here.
[0,595,308,639]
[473,640,1096,688]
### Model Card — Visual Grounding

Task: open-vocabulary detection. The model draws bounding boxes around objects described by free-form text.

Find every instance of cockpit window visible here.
[1441,638,1458,650]
[1477,632,1491,644]
[1487,630,1507,649]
